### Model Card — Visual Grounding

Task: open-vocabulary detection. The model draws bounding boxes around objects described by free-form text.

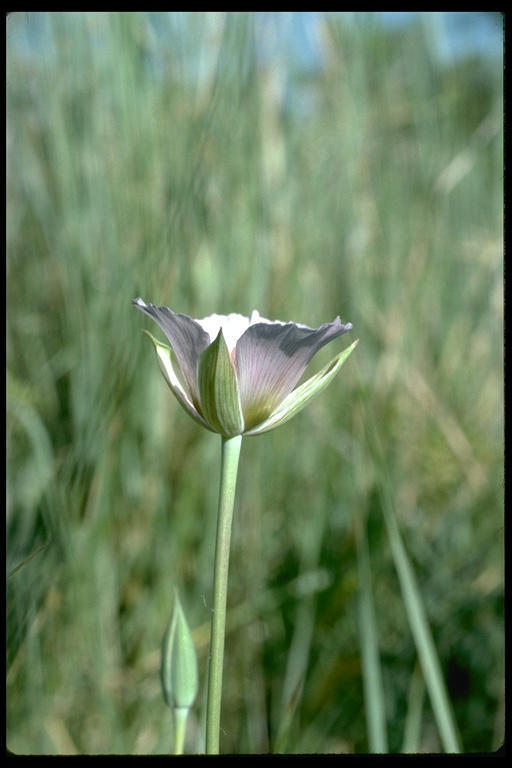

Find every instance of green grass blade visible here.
[355,515,388,753]
[401,662,425,753]
[357,395,462,753]
[380,495,461,753]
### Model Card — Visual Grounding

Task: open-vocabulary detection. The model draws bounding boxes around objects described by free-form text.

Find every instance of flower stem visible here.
[173,707,188,755]
[205,434,243,754]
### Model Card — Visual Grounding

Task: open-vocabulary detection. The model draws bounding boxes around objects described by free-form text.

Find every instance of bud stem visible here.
[173,707,189,755]
[205,434,243,754]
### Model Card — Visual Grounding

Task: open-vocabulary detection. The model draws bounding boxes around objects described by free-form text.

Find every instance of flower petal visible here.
[195,313,252,354]
[244,340,358,435]
[143,331,214,431]
[235,317,353,430]
[198,330,244,437]
[132,298,210,409]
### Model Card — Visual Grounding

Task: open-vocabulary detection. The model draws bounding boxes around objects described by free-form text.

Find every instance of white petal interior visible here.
[195,310,310,353]
[195,313,252,353]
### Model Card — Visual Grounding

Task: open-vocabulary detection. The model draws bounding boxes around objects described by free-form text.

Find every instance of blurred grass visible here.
[6,11,503,754]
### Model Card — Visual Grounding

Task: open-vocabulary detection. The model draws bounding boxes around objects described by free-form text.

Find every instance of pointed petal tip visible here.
[334,317,352,332]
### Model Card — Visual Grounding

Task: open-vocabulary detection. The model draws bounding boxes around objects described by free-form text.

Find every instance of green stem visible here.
[173,707,188,755]
[205,434,243,754]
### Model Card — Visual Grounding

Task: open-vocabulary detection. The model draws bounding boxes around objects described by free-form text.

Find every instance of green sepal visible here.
[161,590,199,710]
[244,339,359,436]
[198,330,244,437]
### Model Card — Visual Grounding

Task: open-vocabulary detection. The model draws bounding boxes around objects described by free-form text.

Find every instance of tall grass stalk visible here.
[359,395,462,752]
[381,492,462,753]
[401,663,425,753]
[355,515,388,753]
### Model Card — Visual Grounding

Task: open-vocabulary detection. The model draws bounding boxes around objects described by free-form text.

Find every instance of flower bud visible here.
[161,591,198,710]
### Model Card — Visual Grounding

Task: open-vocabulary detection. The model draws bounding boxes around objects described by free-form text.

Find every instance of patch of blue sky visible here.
[256,11,502,72]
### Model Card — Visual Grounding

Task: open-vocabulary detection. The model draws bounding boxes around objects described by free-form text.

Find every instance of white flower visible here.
[132,298,357,437]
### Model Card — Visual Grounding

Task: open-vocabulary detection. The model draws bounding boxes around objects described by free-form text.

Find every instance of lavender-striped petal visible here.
[143,332,214,431]
[244,340,358,435]
[235,317,352,430]
[132,298,210,410]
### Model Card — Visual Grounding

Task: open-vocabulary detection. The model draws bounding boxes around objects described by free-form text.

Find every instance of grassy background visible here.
[6,12,503,754]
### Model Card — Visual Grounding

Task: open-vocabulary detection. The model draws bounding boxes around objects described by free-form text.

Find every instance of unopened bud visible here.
[161,591,198,710]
